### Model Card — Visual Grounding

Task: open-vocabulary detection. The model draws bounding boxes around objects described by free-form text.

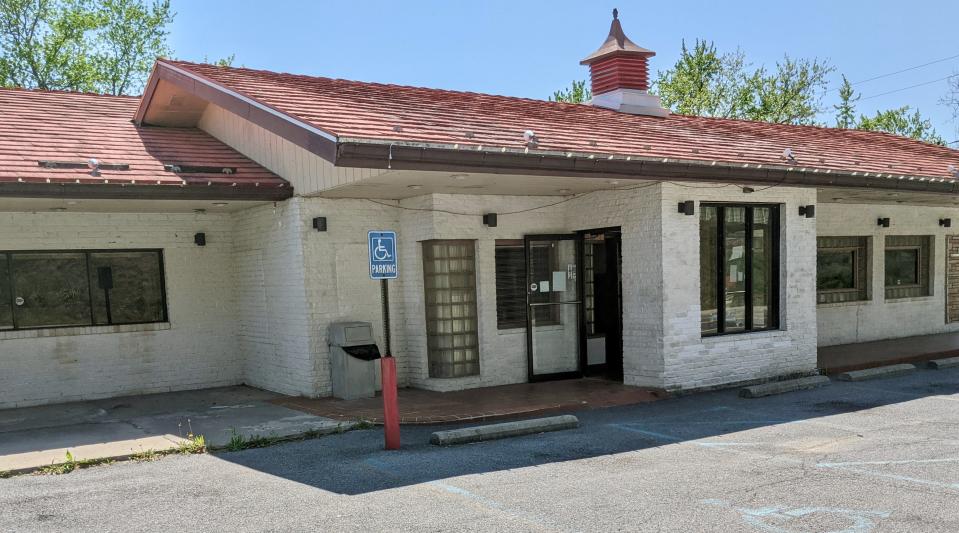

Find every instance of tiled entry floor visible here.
[272,378,663,425]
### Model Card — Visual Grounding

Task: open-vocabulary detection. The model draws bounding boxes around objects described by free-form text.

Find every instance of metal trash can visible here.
[328,321,381,400]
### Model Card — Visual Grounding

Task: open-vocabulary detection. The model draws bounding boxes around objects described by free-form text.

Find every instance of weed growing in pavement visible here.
[36,451,116,476]
[176,434,207,455]
[131,449,162,462]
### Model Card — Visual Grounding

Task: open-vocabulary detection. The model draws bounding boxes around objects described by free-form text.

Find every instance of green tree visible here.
[653,39,756,119]
[856,106,944,145]
[654,40,833,125]
[834,75,858,128]
[550,79,591,103]
[0,0,173,94]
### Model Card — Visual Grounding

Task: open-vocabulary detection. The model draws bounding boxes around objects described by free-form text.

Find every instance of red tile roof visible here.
[0,87,287,195]
[166,59,959,181]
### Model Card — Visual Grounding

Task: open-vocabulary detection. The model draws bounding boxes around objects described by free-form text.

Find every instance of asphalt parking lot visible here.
[2,367,958,532]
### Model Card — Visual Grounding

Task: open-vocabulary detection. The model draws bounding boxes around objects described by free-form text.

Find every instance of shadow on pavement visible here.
[212,367,959,495]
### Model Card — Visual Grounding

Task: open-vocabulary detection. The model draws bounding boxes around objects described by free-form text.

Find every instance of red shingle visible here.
[167,59,959,181]
[0,87,286,191]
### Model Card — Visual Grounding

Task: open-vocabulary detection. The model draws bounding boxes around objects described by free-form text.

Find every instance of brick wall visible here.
[0,211,240,409]
[658,184,818,390]
[817,203,959,346]
[947,235,959,323]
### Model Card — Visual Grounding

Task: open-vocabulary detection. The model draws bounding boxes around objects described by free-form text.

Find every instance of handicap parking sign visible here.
[368,230,398,280]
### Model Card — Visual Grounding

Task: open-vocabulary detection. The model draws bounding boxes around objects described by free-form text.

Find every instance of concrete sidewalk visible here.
[0,386,346,473]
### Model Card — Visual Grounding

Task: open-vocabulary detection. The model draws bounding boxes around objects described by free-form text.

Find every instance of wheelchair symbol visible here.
[373,238,393,261]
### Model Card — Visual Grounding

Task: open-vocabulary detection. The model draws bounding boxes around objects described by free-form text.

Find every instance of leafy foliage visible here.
[0,0,173,94]
[834,75,858,129]
[653,39,833,125]
[856,106,944,145]
[550,79,591,104]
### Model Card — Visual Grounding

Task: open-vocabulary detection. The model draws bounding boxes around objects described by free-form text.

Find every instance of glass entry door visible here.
[525,234,582,381]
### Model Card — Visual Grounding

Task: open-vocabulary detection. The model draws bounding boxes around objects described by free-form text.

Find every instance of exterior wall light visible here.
[940,218,952,228]
[483,213,498,227]
[798,205,815,218]
[194,232,206,246]
[678,201,695,216]
[877,218,890,228]
[313,216,328,231]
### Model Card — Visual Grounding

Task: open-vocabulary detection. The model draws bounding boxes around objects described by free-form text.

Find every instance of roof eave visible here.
[334,138,959,195]
[140,60,340,162]
[0,182,293,201]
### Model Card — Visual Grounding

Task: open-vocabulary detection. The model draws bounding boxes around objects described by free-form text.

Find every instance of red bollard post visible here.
[381,355,400,450]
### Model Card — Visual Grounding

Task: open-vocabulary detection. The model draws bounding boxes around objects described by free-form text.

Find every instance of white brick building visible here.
[2,14,959,409]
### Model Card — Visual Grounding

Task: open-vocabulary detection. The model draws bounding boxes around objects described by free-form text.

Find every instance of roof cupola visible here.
[580,9,668,117]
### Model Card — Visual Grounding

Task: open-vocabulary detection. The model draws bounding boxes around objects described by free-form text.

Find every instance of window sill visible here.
[817,299,871,308]
[0,322,171,341]
[883,295,935,304]
[701,329,783,342]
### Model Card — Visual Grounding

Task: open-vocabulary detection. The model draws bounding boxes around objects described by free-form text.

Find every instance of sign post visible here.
[368,231,400,450]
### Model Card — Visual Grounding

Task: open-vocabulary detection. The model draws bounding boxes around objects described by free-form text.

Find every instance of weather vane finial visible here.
[612,8,618,19]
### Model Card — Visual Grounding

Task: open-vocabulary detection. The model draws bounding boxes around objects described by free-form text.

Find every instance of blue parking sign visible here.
[368,230,398,280]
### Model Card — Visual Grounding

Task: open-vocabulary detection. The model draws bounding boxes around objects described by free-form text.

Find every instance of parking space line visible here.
[816,463,959,492]
[818,458,959,468]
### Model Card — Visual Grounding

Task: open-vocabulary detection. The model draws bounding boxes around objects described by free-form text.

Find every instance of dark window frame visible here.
[884,235,933,300]
[816,236,870,304]
[0,249,169,331]
[700,203,781,337]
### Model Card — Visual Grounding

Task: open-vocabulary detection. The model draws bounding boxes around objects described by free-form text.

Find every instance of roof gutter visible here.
[0,182,293,201]
[335,138,959,195]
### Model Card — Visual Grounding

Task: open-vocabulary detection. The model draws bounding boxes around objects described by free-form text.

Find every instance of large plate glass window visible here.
[700,204,780,336]
[817,236,869,304]
[884,235,932,299]
[422,240,480,378]
[0,250,167,330]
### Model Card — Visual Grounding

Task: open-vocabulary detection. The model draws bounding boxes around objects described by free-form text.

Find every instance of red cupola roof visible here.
[580,9,655,94]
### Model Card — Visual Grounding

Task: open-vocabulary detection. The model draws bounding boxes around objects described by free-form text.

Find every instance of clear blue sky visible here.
[168,1,959,142]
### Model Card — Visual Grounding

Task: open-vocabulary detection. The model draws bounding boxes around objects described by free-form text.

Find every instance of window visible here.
[494,241,526,329]
[817,237,868,304]
[700,204,780,335]
[494,241,560,330]
[885,235,932,299]
[422,240,480,378]
[0,250,167,330]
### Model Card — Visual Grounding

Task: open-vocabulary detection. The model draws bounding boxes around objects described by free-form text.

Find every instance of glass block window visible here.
[885,235,932,299]
[0,250,168,330]
[817,236,869,304]
[422,240,480,378]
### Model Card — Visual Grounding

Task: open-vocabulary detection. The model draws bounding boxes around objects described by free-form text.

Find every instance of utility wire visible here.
[858,73,958,101]
[848,52,959,87]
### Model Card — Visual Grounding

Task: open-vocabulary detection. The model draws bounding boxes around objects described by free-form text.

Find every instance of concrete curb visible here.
[430,415,579,446]
[837,364,916,382]
[739,375,830,398]
[0,421,358,479]
[927,357,959,369]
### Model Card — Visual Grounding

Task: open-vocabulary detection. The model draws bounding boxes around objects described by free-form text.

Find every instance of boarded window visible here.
[884,235,932,299]
[0,250,168,330]
[422,240,480,378]
[817,236,869,304]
